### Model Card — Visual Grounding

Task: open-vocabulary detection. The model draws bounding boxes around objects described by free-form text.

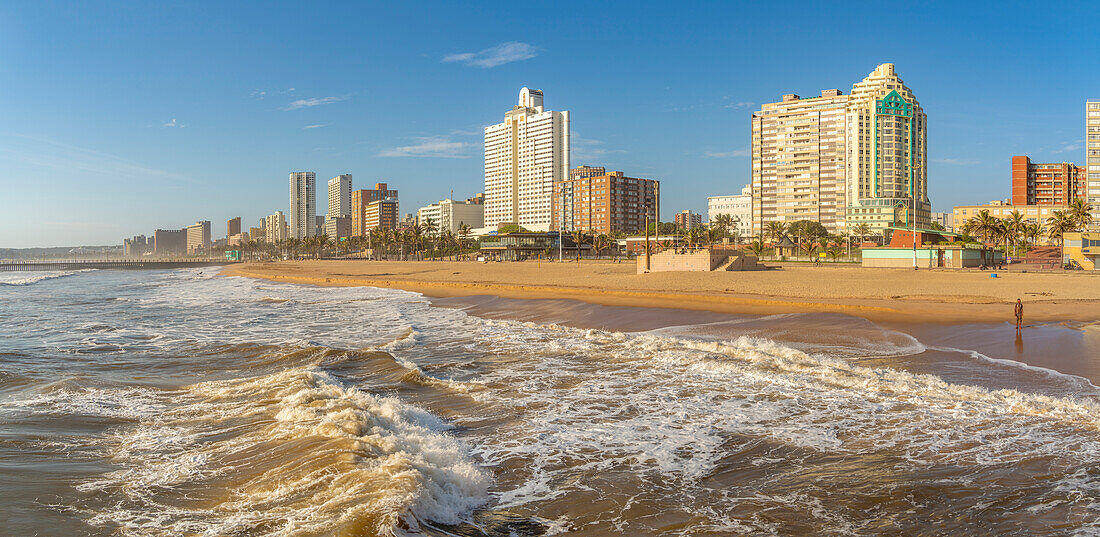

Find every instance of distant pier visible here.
[0,259,238,271]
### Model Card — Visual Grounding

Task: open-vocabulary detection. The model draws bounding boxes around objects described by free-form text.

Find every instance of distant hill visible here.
[0,245,123,260]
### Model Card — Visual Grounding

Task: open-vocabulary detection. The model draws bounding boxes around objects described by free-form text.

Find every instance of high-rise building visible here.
[844,63,928,232]
[752,63,928,236]
[417,198,486,234]
[751,89,848,236]
[123,235,149,256]
[265,211,287,244]
[1086,100,1100,230]
[930,211,954,232]
[153,229,186,256]
[226,217,241,239]
[351,183,398,237]
[484,87,570,231]
[552,169,659,235]
[707,184,753,239]
[1011,156,1087,206]
[328,174,352,218]
[289,172,316,239]
[185,221,211,254]
[675,210,702,230]
[249,226,265,243]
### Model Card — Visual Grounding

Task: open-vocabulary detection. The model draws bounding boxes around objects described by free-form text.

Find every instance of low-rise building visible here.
[1064,231,1100,269]
[417,198,485,233]
[953,200,1062,243]
[707,184,753,238]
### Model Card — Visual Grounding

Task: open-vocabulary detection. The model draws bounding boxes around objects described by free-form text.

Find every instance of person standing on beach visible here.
[1015,299,1024,332]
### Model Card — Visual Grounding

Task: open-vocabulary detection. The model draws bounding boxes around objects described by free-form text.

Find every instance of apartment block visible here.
[417,198,485,234]
[227,217,241,239]
[484,87,570,231]
[351,183,398,237]
[248,226,265,243]
[707,184,753,238]
[289,172,316,239]
[1087,100,1100,230]
[363,200,399,231]
[552,169,658,235]
[1011,156,1086,206]
[324,216,351,240]
[675,210,702,230]
[185,221,211,254]
[265,211,287,244]
[328,174,352,218]
[752,63,928,235]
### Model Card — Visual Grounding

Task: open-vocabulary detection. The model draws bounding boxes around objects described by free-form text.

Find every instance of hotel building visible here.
[1087,100,1100,230]
[552,168,658,235]
[484,87,570,231]
[289,172,316,239]
[185,221,211,254]
[416,198,485,234]
[751,63,928,235]
[707,184,753,238]
[1011,156,1086,206]
[351,183,398,237]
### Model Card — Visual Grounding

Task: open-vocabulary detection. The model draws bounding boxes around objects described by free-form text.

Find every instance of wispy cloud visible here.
[377,136,470,158]
[934,158,979,165]
[162,118,184,128]
[2,134,191,183]
[724,101,755,109]
[250,89,267,100]
[1054,141,1083,153]
[571,134,625,162]
[282,96,347,111]
[705,149,750,158]
[303,124,329,130]
[442,42,537,68]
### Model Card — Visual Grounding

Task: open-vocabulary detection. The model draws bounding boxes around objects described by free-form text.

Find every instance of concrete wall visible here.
[638,250,764,273]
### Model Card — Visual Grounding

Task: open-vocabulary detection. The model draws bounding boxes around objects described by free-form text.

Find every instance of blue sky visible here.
[2,1,1099,247]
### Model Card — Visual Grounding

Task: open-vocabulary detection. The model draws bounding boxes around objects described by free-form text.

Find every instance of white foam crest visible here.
[0,385,165,420]
[938,345,1100,392]
[79,366,490,536]
[0,268,96,286]
[463,318,1100,525]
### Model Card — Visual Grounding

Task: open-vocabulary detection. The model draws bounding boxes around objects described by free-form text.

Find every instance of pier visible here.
[0,259,238,271]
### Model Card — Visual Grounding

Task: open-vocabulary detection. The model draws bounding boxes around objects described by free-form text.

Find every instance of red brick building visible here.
[1011,156,1087,206]
[553,169,659,235]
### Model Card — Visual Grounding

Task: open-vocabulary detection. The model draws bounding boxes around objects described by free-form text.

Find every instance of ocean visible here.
[1,268,1098,536]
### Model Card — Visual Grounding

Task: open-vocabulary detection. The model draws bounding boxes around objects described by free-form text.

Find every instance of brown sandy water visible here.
[1,269,1098,536]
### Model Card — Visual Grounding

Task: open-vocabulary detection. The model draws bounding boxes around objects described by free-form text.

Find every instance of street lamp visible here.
[911,162,923,270]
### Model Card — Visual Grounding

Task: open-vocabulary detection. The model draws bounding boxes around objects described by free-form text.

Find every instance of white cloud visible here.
[442,42,537,68]
[705,149,750,158]
[282,96,347,111]
[724,101,755,109]
[303,124,329,130]
[1055,141,1082,153]
[377,137,470,158]
[250,89,266,100]
[162,118,184,128]
[571,134,625,162]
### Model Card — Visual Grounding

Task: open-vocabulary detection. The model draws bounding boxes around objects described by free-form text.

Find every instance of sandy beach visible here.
[222,260,1100,324]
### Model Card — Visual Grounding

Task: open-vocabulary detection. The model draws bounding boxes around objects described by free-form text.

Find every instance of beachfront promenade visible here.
[0,259,237,271]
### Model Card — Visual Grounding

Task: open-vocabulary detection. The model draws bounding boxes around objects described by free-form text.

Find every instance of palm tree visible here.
[458,223,473,259]
[1068,198,1093,231]
[967,210,1001,245]
[593,234,611,259]
[1022,222,1042,252]
[765,221,787,257]
[748,239,766,258]
[853,223,871,244]
[571,230,590,259]
[1003,210,1025,256]
[1046,210,1076,268]
[712,214,733,242]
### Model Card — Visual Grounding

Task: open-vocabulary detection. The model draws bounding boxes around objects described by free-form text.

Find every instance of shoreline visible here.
[220,260,1100,325]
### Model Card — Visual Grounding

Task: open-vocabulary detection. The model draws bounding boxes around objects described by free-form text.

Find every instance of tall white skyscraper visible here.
[328,174,352,218]
[483,87,570,231]
[1087,100,1100,231]
[289,172,316,239]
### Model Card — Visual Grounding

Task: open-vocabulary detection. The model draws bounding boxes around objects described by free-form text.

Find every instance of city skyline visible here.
[3,2,1100,247]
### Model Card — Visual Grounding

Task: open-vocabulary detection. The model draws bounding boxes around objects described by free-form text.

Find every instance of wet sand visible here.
[222,260,1100,324]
